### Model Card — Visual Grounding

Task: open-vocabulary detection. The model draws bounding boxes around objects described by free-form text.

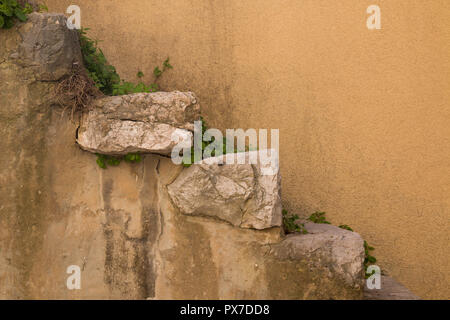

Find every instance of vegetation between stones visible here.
[307,211,331,224]
[282,209,308,234]
[95,153,142,169]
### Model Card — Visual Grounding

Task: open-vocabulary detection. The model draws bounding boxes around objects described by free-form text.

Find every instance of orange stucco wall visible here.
[45,0,450,299]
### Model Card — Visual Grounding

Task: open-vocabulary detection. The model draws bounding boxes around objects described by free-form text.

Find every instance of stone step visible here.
[364,275,420,300]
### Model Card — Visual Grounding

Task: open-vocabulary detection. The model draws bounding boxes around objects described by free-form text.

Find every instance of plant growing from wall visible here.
[282,209,308,234]
[307,211,331,224]
[363,240,377,278]
[37,2,47,12]
[0,0,30,28]
[338,224,353,231]
[96,153,142,169]
[77,28,174,168]
[0,1,48,29]
[79,28,173,96]
[78,28,121,95]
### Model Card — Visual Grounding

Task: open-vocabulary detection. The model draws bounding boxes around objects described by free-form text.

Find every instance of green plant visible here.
[79,28,173,96]
[153,57,173,77]
[78,28,121,95]
[307,211,331,224]
[123,153,142,163]
[112,80,155,95]
[364,240,377,278]
[0,0,28,29]
[96,153,142,169]
[282,209,308,234]
[38,3,47,12]
[338,224,353,231]
[78,29,175,168]
[340,224,377,277]
[162,57,173,70]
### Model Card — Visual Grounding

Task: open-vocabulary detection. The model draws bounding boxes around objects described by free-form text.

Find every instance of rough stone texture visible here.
[0,13,365,300]
[9,13,82,81]
[167,151,282,230]
[271,223,365,290]
[76,92,200,156]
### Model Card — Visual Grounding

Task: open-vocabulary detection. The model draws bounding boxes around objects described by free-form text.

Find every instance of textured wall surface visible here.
[44,0,450,299]
[0,13,365,299]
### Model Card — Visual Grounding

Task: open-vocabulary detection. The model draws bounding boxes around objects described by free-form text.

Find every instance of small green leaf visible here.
[339,224,354,232]
[1,4,14,17]
[96,158,106,169]
[39,4,49,12]
[153,66,162,78]
[163,57,173,69]
[14,8,27,22]
[149,83,159,92]
[4,17,14,28]
[23,3,33,14]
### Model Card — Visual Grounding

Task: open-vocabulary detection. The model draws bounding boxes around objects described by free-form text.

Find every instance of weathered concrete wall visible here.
[0,13,83,299]
[0,13,364,300]
[43,0,450,299]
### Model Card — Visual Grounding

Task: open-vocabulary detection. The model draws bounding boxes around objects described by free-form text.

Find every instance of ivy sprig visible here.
[0,0,29,29]
[96,153,142,169]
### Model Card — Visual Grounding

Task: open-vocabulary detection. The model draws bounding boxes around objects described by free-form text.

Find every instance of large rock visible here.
[9,13,82,81]
[167,150,282,230]
[270,222,365,290]
[76,92,200,156]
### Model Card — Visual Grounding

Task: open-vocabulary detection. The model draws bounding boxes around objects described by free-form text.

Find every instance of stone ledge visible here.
[271,222,366,290]
[76,91,200,156]
[364,275,420,300]
[168,150,282,230]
